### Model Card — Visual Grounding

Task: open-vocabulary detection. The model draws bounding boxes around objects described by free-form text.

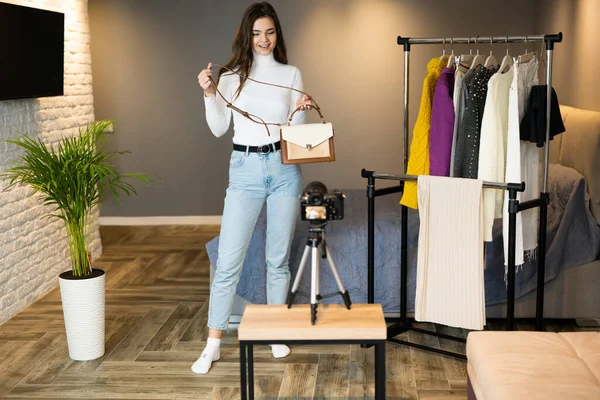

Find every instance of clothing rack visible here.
[363,32,563,360]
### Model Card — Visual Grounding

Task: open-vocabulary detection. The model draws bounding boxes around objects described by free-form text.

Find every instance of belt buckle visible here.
[258,144,271,154]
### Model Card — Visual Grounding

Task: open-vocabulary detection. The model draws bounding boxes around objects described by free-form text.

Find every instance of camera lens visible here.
[304,181,327,206]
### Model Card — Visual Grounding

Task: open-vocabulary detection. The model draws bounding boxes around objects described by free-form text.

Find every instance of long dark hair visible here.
[217,2,288,99]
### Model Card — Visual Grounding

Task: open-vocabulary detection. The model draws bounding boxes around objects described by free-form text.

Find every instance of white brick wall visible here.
[0,0,102,325]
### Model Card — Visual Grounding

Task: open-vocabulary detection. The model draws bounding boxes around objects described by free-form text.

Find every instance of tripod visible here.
[286,221,352,325]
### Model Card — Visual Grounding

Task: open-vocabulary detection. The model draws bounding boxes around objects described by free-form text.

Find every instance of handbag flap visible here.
[281,123,333,149]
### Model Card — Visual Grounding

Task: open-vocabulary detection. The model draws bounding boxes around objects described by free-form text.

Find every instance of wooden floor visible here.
[0,225,598,399]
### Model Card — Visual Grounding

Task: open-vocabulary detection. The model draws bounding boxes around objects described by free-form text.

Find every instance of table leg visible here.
[240,341,247,400]
[374,341,386,400]
[248,343,255,400]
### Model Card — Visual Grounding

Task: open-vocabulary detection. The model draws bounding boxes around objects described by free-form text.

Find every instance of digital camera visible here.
[300,181,345,221]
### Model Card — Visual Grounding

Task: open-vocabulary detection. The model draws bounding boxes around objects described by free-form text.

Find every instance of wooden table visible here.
[238,303,387,400]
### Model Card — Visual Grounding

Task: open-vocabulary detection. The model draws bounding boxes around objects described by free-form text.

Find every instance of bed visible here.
[206,104,600,323]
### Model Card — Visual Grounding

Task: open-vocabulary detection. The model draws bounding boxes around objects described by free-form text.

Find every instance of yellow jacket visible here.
[400,57,446,209]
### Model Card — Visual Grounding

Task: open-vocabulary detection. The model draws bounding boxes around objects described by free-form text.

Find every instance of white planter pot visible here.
[58,269,105,361]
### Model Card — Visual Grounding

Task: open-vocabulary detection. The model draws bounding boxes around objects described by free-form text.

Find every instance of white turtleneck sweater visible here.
[204,52,306,146]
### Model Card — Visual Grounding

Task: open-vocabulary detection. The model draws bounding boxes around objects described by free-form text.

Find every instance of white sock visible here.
[270,344,291,359]
[191,338,221,374]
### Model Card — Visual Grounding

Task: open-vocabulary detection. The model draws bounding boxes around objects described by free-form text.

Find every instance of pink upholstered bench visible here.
[466,331,600,399]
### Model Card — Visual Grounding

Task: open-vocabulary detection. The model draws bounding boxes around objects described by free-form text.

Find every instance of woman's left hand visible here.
[296,95,313,111]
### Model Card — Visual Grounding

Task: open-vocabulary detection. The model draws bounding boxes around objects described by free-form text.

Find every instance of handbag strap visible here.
[209,63,323,136]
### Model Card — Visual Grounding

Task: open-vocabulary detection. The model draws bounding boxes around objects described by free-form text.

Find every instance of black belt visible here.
[233,141,280,154]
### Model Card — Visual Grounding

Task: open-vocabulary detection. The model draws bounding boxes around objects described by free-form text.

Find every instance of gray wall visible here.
[534,0,600,111]
[89,0,538,217]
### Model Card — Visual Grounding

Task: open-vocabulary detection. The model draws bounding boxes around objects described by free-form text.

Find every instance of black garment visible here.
[519,85,565,147]
[453,65,497,179]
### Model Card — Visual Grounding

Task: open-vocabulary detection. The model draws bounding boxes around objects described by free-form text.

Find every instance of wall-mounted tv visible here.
[0,3,64,101]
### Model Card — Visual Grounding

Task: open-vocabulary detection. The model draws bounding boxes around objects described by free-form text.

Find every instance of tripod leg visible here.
[311,242,319,324]
[315,244,321,302]
[311,243,318,305]
[287,244,311,308]
[324,242,352,310]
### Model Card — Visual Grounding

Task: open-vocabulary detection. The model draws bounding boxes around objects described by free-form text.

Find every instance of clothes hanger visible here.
[469,36,485,69]
[458,37,475,69]
[498,35,514,73]
[439,37,450,63]
[484,37,498,68]
[447,37,457,69]
[517,35,536,64]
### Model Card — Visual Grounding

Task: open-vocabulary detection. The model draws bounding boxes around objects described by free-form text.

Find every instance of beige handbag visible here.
[210,63,335,165]
[279,105,335,164]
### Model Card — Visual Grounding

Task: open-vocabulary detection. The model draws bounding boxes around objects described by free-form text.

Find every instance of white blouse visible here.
[478,67,514,242]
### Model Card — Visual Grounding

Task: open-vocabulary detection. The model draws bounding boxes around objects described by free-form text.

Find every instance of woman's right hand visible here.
[198,63,215,97]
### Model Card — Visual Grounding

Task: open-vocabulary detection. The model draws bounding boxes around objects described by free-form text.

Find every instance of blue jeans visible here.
[208,149,302,330]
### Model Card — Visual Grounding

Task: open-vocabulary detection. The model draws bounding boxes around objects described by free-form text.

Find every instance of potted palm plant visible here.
[1,120,152,361]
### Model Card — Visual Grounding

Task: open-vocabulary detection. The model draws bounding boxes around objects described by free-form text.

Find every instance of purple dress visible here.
[429,67,455,176]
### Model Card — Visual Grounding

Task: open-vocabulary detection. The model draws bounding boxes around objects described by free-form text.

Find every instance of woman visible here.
[193,2,312,374]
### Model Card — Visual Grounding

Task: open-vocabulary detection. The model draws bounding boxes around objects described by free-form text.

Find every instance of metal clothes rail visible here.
[363,32,563,360]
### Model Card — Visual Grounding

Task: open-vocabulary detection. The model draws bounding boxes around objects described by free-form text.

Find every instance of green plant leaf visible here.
[1,120,154,276]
